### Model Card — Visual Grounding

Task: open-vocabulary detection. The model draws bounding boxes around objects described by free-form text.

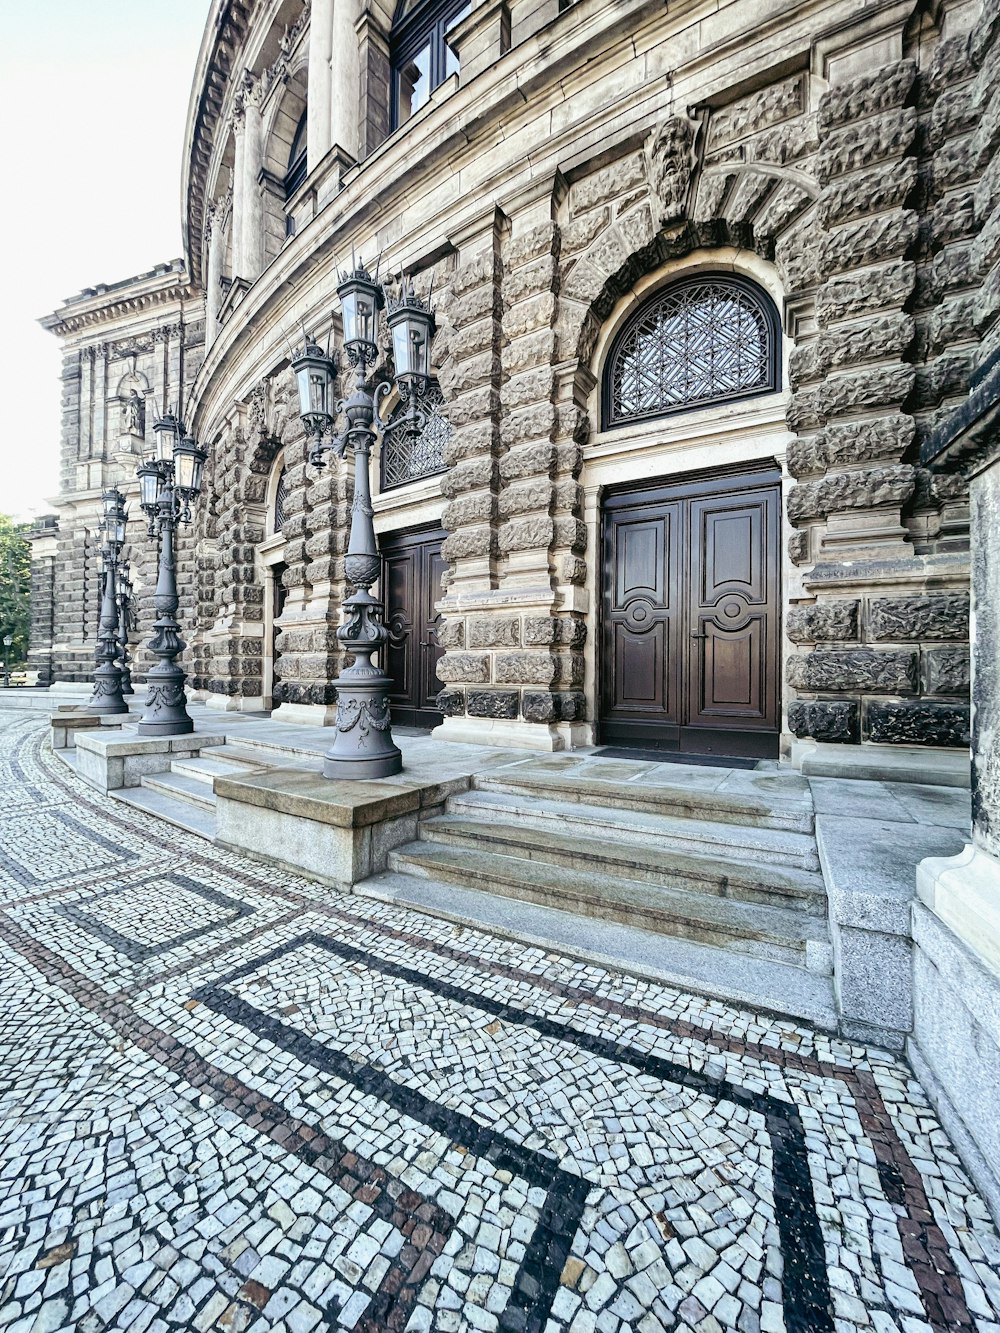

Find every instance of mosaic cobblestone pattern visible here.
[1,710,999,1332]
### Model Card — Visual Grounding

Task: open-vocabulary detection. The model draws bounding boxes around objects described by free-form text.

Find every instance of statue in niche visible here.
[121,389,145,438]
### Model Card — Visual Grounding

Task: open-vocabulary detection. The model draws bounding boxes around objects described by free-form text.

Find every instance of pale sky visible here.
[0,1,210,521]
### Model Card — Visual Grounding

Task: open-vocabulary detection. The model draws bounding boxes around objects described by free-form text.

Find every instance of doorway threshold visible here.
[593,746,763,769]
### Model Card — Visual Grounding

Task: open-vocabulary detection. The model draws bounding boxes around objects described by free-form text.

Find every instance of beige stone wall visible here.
[37,0,995,749]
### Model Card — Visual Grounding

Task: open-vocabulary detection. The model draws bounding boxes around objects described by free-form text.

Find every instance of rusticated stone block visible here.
[437,689,466,717]
[500,407,557,451]
[868,594,970,642]
[505,223,557,270]
[561,208,611,255]
[786,466,916,523]
[468,618,520,648]
[521,691,556,723]
[788,529,810,564]
[924,647,971,696]
[466,689,519,719]
[437,621,464,649]
[499,479,553,518]
[435,653,490,684]
[495,652,557,685]
[812,364,915,417]
[819,314,914,372]
[787,415,915,477]
[788,699,859,743]
[819,60,916,129]
[499,516,554,553]
[572,155,645,214]
[816,109,916,185]
[820,210,919,274]
[867,700,970,747]
[502,257,555,305]
[818,261,916,324]
[442,526,495,561]
[503,292,556,340]
[787,648,917,693]
[786,600,859,643]
[440,455,496,498]
[819,160,918,227]
[443,492,495,529]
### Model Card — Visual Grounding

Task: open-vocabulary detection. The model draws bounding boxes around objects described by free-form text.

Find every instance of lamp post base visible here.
[322,671,403,781]
[137,717,195,737]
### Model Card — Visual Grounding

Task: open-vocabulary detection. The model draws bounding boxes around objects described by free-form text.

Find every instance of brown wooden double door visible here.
[601,466,781,758]
[381,526,447,729]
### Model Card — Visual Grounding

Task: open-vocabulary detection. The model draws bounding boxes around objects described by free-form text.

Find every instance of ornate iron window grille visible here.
[602,275,781,430]
[380,381,450,491]
[273,469,287,533]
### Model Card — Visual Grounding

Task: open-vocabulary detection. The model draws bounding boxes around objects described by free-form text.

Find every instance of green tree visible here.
[0,515,31,666]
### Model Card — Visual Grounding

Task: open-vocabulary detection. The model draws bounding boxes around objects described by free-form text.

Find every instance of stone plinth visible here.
[50,711,124,750]
[215,768,458,886]
[75,727,227,793]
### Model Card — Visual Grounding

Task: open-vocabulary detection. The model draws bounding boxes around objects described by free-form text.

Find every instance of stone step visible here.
[388,841,832,972]
[419,815,827,912]
[140,770,217,811]
[170,753,266,786]
[112,783,216,841]
[474,771,814,833]
[355,870,839,1030]
[446,789,820,871]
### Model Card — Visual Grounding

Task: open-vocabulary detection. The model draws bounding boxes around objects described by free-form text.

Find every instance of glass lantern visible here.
[292,335,336,439]
[174,434,207,500]
[137,460,163,515]
[387,292,435,387]
[338,267,384,359]
[152,413,179,465]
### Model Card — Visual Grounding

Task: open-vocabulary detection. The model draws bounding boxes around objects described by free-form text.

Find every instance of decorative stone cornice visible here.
[40,262,199,340]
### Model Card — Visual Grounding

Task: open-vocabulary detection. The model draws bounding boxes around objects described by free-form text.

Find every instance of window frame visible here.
[600,274,782,432]
[379,381,450,492]
[390,0,470,130]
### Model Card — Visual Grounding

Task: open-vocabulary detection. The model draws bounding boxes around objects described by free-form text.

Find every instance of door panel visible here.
[601,468,780,758]
[382,527,447,729]
[601,507,682,743]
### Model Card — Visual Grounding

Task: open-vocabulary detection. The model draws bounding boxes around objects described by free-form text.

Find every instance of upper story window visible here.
[381,382,450,490]
[285,110,308,199]
[392,0,470,128]
[273,468,287,533]
[602,275,781,430]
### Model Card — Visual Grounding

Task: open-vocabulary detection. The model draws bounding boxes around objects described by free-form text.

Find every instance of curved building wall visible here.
[39,0,999,757]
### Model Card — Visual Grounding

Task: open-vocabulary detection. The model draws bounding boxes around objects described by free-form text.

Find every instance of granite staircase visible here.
[112,745,270,837]
[358,766,837,1028]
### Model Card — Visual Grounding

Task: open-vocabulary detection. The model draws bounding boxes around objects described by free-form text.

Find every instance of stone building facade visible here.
[37,0,999,765]
[36,263,204,690]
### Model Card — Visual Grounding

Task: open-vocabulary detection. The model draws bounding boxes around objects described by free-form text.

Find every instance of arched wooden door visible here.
[600,464,781,758]
[382,526,447,729]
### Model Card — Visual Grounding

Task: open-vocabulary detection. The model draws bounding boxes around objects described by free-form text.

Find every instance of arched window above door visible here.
[602,275,781,430]
[380,381,450,490]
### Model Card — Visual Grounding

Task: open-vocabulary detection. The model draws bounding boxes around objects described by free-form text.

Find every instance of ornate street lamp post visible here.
[135,414,207,736]
[88,488,129,715]
[116,564,135,696]
[292,265,437,780]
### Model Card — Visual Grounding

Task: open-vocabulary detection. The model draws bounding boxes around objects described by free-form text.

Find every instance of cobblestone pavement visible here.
[1,711,999,1333]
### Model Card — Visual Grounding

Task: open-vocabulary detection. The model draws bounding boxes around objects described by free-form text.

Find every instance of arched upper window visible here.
[391,0,470,129]
[273,468,288,533]
[381,382,450,490]
[602,275,781,430]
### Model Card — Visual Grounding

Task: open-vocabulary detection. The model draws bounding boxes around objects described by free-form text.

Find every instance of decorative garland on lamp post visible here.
[88,488,129,715]
[292,264,437,780]
[135,414,207,737]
